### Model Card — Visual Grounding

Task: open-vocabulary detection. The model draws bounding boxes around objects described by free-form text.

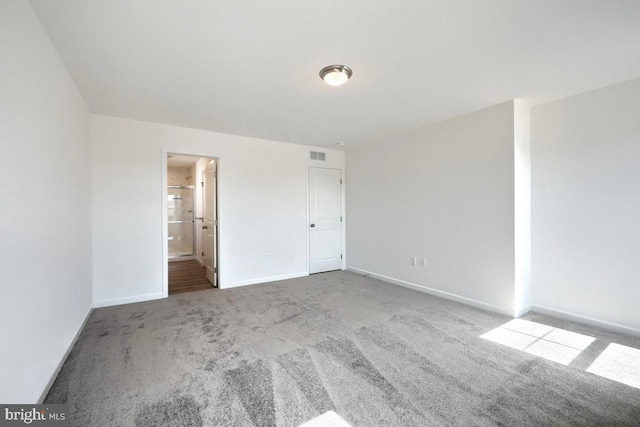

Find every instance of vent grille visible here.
[310,151,326,161]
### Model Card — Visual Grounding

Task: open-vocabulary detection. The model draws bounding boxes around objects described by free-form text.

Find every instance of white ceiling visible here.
[167,154,201,168]
[29,0,640,148]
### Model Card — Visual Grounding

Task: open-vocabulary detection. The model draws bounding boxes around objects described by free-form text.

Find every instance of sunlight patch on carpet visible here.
[587,343,640,389]
[298,411,352,427]
[481,319,595,365]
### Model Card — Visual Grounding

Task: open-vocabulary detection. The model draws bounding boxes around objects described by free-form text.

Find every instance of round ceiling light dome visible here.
[319,65,353,86]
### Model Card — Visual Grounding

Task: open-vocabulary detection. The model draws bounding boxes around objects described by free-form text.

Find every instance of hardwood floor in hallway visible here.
[168,259,214,295]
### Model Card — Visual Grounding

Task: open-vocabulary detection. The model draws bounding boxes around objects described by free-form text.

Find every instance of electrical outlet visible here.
[264,252,269,261]
[410,257,417,266]
[420,258,427,267]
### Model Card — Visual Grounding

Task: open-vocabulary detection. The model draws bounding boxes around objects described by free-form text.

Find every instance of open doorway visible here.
[166,153,218,295]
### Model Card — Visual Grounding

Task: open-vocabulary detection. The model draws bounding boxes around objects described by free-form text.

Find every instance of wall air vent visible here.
[310,151,326,161]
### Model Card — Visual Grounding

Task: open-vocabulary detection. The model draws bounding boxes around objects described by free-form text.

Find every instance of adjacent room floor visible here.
[45,271,640,426]
[168,259,214,295]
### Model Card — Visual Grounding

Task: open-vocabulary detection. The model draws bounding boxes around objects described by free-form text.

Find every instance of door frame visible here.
[201,164,217,286]
[162,147,220,298]
[306,164,347,274]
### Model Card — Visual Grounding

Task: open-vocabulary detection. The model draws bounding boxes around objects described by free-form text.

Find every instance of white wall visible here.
[0,0,93,403]
[346,102,516,315]
[514,100,532,315]
[531,77,640,333]
[91,115,344,306]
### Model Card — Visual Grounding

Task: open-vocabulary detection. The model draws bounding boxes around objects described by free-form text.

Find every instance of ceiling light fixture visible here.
[319,65,353,86]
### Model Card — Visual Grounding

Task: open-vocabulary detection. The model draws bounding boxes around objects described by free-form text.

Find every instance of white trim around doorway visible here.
[306,163,347,274]
[161,147,221,298]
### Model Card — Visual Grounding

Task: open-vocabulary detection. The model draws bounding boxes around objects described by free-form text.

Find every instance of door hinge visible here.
[201,251,204,256]
[340,254,343,259]
[214,267,217,273]
[201,181,204,187]
[340,179,342,184]
[340,216,343,222]
[214,172,217,178]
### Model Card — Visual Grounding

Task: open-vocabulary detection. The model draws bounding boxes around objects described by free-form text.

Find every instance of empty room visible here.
[2,0,640,426]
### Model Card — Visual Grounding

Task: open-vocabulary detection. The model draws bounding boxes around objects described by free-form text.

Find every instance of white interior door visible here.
[202,163,217,285]
[309,167,343,274]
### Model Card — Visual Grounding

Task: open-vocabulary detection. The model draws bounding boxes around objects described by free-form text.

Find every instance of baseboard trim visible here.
[530,305,640,338]
[346,266,514,317]
[38,307,93,403]
[222,272,309,289]
[93,292,165,308]
[515,305,532,318]
[168,256,196,262]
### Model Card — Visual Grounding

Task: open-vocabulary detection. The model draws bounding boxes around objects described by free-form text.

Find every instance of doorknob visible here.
[310,224,315,227]
[202,225,208,230]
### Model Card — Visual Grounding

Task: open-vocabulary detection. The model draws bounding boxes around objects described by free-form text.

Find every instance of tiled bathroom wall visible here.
[167,166,194,186]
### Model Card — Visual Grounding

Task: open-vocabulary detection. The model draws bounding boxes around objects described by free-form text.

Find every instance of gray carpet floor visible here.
[45,271,640,426]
